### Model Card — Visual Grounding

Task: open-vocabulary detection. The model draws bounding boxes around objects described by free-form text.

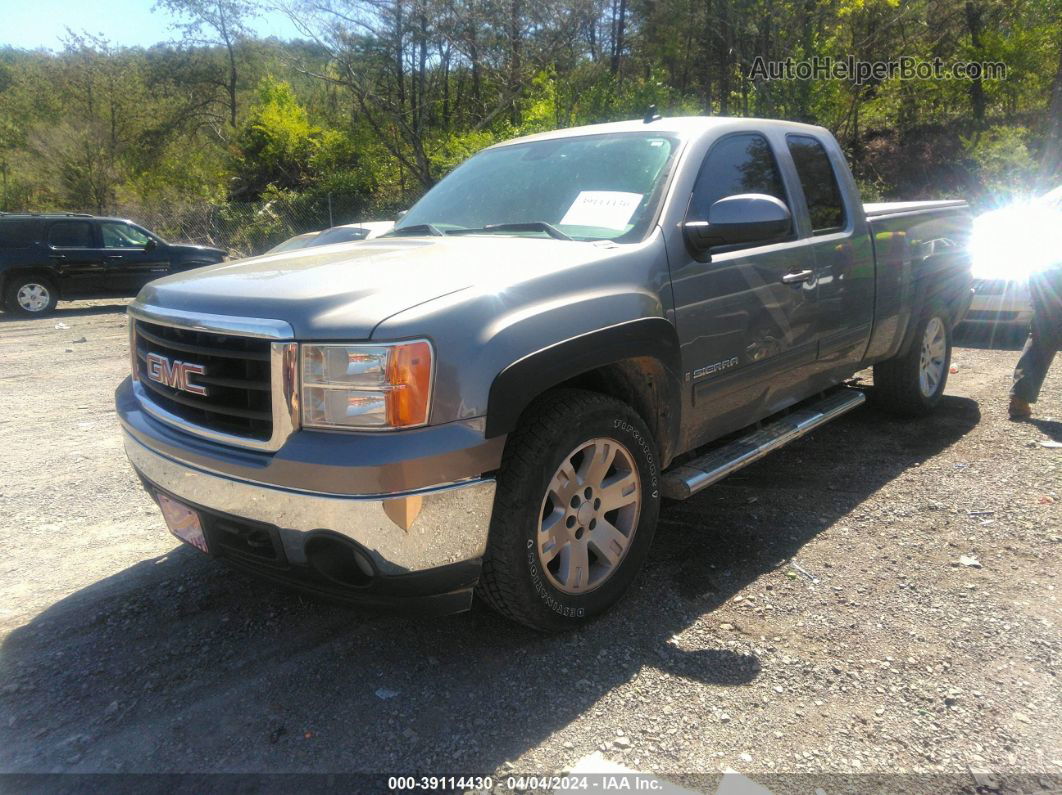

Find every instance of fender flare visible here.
[895,251,973,357]
[484,317,683,444]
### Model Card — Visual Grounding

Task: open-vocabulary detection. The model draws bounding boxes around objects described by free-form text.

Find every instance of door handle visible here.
[49,254,66,260]
[106,255,124,260]
[782,269,814,284]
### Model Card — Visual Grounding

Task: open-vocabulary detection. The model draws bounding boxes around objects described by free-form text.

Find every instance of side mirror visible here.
[684,194,792,255]
[395,210,408,221]
[145,238,158,251]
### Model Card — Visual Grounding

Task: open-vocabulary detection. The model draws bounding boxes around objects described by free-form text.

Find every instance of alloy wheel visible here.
[536,437,642,594]
[16,283,51,313]
[918,316,947,398]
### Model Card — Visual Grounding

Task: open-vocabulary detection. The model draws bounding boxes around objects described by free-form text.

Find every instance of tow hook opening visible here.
[304,534,376,588]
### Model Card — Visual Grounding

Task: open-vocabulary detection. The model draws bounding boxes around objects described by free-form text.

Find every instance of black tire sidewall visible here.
[492,396,661,630]
[4,276,58,316]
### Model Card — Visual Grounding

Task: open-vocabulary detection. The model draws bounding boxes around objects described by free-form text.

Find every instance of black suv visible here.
[0,214,226,316]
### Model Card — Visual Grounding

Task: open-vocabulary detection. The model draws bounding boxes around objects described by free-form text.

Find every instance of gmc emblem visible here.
[145,352,208,396]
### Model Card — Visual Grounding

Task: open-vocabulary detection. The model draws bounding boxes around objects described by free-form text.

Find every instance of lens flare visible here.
[969,187,1062,282]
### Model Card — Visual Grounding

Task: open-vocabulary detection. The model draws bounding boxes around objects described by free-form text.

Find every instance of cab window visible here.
[47,221,94,248]
[787,135,847,235]
[101,222,152,248]
[688,133,789,222]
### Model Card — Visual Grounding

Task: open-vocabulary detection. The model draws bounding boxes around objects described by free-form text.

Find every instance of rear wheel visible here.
[4,276,58,316]
[873,307,952,416]
[477,389,661,631]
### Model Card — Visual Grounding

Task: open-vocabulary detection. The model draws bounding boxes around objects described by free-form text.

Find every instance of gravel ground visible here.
[0,299,1059,792]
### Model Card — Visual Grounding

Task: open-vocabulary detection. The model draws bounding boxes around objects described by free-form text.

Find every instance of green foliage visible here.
[429,129,501,176]
[0,0,1058,219]
[231,77,320,198]
[854,175,888,203]
[963,126,1039,197]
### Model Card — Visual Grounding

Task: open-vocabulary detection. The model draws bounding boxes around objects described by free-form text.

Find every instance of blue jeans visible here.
[1012,316,1059,403]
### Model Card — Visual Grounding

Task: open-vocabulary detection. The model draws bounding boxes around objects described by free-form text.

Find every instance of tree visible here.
[154,0,257,129]
[231,77,320,198]
[0,0,1058,217]
[290,0,590,188]
[30,121,122,213]
[1038,29,1062,181]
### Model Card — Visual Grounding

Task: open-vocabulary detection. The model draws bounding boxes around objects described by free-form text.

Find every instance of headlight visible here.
[301,341,433,430]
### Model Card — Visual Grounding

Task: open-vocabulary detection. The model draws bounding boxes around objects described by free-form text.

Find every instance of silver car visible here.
[965,185,1062,332]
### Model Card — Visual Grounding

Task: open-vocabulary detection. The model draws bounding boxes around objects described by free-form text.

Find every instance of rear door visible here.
[99,221,170,292]
[45,220,103,296]
[784,134,874,371]
[668,131,820,446]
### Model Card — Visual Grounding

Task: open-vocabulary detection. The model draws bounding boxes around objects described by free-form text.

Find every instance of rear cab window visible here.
[0,219,42,249]
[47,220,96,248]
[786,135,847,235]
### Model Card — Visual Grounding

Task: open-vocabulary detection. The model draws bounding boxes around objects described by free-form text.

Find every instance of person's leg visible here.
[1011,320,1057,414]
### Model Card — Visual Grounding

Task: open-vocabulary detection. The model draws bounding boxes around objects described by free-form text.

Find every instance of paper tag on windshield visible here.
[560,191,642,230]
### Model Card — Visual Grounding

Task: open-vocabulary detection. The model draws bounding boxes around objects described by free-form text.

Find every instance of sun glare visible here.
[969,188,1062,282]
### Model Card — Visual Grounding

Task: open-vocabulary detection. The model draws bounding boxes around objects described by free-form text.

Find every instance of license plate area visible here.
[157,492,209,553]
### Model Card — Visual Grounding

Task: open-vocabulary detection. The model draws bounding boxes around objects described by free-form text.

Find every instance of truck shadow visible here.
[0,395,979,774]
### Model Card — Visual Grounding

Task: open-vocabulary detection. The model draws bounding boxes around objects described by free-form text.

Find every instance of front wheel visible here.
[477,389,661,631]
[873,308,952,416]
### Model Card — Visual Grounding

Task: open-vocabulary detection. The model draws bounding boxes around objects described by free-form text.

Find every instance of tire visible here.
[873,306,952,416]
[4,275,59,316]
[477,389,661,632]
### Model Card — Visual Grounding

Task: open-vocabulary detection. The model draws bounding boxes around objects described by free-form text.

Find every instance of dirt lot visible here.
[0,299,1059,792]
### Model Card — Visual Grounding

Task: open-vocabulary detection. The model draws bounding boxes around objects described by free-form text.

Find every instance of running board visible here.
[660,389,866,500]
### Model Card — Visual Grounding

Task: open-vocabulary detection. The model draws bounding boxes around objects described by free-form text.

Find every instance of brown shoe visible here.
[1009,396,1032,420]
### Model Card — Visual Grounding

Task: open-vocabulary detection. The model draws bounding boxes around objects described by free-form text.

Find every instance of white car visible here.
[309,220,395,247]
[964,186,1062,332]
[265,221,395,255]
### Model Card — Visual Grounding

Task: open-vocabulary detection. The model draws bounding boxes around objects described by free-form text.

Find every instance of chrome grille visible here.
[128,304,299,452]
[134,319,274,440]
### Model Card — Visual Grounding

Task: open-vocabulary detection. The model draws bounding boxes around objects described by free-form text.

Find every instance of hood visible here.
[137,236,620,339]
[171,243,227,257]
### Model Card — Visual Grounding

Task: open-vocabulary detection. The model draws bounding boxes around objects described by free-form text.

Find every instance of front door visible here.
[45,219,104,296]
[99,221,170,293]
[667,132,820,448]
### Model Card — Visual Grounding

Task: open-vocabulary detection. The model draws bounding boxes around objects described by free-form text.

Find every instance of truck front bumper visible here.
[125,433,496,612]
[117,372,501,613]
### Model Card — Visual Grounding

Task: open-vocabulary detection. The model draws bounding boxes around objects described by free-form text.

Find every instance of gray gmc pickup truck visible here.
[116,116,973,630]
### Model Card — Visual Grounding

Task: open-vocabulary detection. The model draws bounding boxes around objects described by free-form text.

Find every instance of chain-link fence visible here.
[84,194,386,259]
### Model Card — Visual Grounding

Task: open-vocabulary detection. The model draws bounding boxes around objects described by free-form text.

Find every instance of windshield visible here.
[395,132,681,242]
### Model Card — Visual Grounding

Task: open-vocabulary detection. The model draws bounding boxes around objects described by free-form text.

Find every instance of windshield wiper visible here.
[445,222,574,241]
[389,223,444,237]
